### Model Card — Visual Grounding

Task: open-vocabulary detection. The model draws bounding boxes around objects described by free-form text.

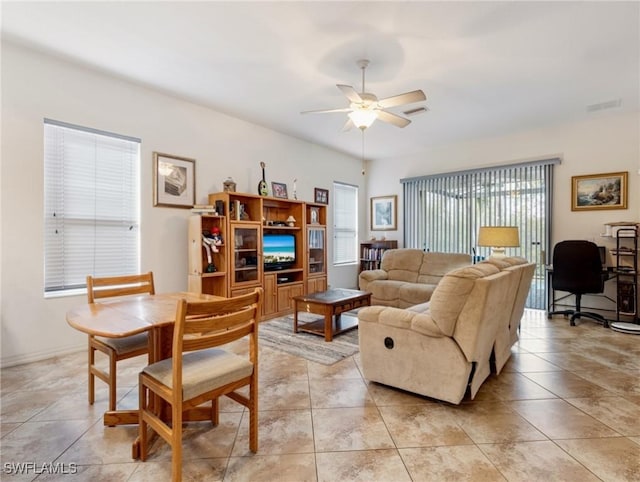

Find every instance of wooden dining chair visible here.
[138,288,262,482]
[86,272,155,412]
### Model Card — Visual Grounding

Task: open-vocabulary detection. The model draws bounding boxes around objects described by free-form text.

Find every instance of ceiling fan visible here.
[302,59,427,131]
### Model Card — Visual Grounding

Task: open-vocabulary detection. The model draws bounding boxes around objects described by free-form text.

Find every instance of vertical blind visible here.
[44,119,141,293]
[401,158,559,309]
[333,181,358,265]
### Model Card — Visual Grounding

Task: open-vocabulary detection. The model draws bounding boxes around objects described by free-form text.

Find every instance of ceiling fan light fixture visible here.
[348,109,377,129]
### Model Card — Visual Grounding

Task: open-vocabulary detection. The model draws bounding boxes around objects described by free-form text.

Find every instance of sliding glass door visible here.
[401,158,559,309]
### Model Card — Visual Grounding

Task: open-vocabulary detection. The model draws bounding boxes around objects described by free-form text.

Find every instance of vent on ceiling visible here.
[586,98,622,113]
[403,107,429,116]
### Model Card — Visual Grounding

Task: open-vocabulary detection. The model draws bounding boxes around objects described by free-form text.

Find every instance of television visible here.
[263,233,296,271]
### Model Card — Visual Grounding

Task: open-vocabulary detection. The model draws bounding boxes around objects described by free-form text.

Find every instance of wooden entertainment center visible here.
[188,192,327,319]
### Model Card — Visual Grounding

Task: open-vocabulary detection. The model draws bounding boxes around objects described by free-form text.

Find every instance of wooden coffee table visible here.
[292,288,371,341]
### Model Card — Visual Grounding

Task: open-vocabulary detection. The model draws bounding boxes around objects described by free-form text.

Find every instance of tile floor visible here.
[1,309,639,481]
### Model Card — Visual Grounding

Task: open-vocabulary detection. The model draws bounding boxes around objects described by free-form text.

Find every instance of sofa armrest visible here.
[358,306,446,338]
[358,269,388,291]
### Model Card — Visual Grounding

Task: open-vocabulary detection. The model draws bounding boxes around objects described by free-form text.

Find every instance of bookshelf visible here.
[196,192,326,319]
[359,240,398,273]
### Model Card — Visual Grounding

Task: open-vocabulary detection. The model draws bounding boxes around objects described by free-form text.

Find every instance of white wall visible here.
[367,111,640,259]
[3,41,639,366]
[0,43,364,366]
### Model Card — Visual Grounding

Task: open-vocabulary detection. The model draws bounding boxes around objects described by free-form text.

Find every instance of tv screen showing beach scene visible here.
[263,233,296,270]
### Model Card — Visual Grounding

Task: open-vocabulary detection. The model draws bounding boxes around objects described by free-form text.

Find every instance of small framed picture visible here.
[153,152,195,208]
[314,188,329,205]
[309,206,320,224]
[571,171,628,211]
[371,195,397,231]
[271,182,288,199]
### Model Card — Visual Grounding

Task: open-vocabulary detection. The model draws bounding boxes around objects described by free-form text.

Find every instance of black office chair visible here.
[548,240,608,327]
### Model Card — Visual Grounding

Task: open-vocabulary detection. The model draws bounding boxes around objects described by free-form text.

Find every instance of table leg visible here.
[102,329,160,428]
[293,302,299,333]
[132,439,140,459]
[324,306,333,342]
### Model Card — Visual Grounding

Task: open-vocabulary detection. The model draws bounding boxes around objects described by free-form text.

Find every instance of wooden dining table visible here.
[66,291,224,458]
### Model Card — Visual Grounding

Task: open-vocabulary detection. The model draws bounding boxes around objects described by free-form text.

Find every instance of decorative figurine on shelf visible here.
[223,177,236,192]
[202,233,219,273]
[239,203,250,221]
[286,215,296,227]
[210,226,223,246]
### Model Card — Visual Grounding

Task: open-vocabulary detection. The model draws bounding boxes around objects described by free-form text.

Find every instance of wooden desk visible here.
[66,291,223,457]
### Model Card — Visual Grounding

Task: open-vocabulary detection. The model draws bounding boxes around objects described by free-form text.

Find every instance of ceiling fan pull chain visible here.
[361,129,366,176]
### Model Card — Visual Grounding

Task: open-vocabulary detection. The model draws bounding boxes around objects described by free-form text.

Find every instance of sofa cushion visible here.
[365,280,406,306]
[379,249,423,282]
[397,283,437,308]
[417,252,472,284]
[428,263,500,336]
[406,301,430,313]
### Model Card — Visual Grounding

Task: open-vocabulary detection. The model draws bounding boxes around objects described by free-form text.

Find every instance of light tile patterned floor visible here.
[1,309,639,481]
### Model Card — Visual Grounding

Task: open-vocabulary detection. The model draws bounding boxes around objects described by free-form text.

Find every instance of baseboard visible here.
[1,343,85,368]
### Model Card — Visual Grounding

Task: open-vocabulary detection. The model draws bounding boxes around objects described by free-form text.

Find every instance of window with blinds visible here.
[44,119,141,295]
[333,182,358,265]
[401,158,559,309]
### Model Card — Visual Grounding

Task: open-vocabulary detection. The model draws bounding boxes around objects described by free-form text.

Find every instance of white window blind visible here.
[401,158,559,309]
[44,119,141,294]
[333,182,358,265]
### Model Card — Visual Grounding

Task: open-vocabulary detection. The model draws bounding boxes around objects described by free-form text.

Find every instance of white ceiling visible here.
[2,1,639,161]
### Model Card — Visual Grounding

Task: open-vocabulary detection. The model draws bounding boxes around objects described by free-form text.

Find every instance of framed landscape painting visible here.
[371,195,397,230]
[571,171,628,211]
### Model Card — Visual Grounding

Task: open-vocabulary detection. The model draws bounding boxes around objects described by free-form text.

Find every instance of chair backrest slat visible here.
[183,324,254,352]
[87,272,155,303]
[172,288,262,396]
[183,306,256,335]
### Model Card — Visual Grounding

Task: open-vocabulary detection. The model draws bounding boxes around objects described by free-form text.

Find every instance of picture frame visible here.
[271,182,288,199]
[314,188,329,205]
[309,206,320,224]
[371,195,397,231]
[153,152,195,208]
[571,171,628,211]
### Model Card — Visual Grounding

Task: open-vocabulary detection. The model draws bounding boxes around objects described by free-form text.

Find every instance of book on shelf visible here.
[361,247,390,260]
[191,205,218,215]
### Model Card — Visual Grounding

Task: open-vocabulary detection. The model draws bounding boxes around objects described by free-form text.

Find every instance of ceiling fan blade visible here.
[337,84,362,103]
[378,90,426,109]
[341,118,354,132]
[376,110,411,128]
[301,107,353,114]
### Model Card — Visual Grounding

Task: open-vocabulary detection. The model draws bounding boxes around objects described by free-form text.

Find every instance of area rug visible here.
[259,313,359,365]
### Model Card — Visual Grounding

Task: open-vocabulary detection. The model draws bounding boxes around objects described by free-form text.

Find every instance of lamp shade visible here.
[348,109,377,129]
[478,226,519,258]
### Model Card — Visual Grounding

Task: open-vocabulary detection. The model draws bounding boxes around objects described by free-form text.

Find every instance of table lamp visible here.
[478,226,520,258]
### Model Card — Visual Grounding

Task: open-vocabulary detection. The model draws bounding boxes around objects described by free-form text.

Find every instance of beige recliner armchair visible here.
[482,257,536,374]
[358,263,515,404]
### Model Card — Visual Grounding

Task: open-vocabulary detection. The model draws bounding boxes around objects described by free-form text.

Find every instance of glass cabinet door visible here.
[231,224,261,286]
[308,227,325,275]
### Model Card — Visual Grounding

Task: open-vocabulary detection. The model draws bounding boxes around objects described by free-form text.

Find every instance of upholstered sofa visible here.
[358,249,472,308]
[358,257,534,404]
